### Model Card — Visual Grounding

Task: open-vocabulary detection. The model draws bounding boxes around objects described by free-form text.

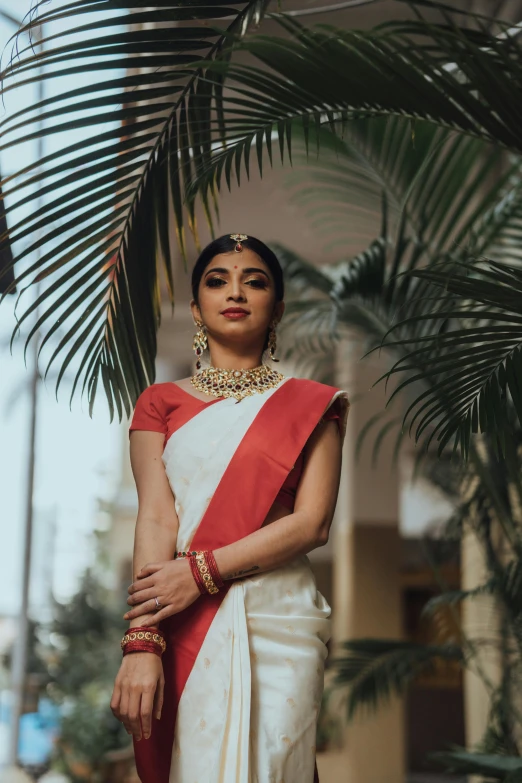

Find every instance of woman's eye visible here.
[205,278,267,288]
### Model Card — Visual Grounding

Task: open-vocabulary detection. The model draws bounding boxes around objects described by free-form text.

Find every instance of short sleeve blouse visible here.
[128,383,222,450]
[128,383,343,508]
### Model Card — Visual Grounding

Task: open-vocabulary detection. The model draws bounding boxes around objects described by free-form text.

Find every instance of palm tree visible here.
[270,118,522,778]
[1,0,522,419]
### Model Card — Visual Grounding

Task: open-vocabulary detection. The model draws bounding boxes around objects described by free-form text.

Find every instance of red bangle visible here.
[206,550,225,589]
[123,641,162,658]
[121,628,166,656]
[188,554,207,595]
[126,626,164,637]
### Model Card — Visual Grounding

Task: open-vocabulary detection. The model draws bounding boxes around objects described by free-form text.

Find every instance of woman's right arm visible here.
[110,429,179,741]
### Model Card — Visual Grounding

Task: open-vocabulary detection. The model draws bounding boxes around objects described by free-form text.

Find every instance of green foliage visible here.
[3,1,522,412]
[430,750,522,781]
[47,571,125,698]
[0,0,272,419]
[332,639,463,719]
[42,568,129,778]
[56,683,128,782]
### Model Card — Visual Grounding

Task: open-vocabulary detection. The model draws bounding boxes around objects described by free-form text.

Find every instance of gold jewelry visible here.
[193,319,208,371]
[267,321,280,362]
[194,551,219,595]
[191,363,285,402]
[120,631,166,654]
[230,233,248,252]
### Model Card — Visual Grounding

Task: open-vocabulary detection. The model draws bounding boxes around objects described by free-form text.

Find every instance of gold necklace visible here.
[190,363,285,402]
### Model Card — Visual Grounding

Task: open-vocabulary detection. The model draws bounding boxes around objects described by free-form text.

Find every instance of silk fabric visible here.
[132,376,349,782]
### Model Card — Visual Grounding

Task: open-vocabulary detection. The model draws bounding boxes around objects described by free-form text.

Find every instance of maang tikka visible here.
[192,319,280,369]
[230,233,248,252]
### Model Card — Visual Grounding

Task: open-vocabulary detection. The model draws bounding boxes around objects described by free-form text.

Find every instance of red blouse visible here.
[129,383,342,511]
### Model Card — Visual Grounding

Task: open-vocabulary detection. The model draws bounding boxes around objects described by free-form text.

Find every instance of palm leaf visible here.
[376,258,522,458]
[0,0,270,417]
[331,638,463,719]
[283,117,522,261]
[431,749,522,780]
[3,2,522,409]
[188,10,522,211]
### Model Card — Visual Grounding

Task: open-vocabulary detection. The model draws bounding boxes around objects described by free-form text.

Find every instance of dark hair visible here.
[191,234,284,306]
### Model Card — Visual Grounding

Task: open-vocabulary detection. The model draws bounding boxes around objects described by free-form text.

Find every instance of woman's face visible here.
[190,248,284,349]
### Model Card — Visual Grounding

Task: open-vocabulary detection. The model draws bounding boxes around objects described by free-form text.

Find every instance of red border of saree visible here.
[134,377,343,782]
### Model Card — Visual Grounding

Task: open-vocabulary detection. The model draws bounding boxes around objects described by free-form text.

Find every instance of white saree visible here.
[157,376,349,783]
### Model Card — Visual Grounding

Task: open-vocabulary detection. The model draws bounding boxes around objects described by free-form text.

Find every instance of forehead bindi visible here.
[204,253,271,279]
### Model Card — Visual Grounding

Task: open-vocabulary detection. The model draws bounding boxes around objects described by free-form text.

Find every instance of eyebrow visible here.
[204,267,270,279]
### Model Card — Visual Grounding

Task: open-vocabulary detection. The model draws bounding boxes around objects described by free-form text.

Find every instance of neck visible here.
[206,347,264,371]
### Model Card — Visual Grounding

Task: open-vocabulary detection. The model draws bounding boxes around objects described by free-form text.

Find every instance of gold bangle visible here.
[195,551,219,595]
[120,631,166,653]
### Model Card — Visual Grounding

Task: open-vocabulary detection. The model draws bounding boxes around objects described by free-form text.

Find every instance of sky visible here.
[0,287,123,614]
[0,0,125,616]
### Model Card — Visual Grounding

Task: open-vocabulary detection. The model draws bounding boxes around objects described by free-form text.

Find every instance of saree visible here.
[131,375,350,783]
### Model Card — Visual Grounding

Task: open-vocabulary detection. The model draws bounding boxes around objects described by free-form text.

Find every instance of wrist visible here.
[186,550,224,595]
[129,614,158,630]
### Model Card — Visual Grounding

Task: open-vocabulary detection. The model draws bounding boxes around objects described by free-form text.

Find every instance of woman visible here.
[110,233,350,783]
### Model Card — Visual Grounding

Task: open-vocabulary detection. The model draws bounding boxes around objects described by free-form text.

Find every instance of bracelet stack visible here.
[121,627,166,658]
[181,549,225,596]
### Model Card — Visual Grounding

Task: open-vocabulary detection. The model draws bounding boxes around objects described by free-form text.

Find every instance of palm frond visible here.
[3,2,522,408]
[431,749,522,780]
[0,0,270,416]
[283,117,522,261]
[376,258,522,458]
[423,582,496,616]
[188,10,522,211]
[332,638,463,719]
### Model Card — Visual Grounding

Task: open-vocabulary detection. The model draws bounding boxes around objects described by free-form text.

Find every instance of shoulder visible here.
[134,382,166,405]
[133,381,184,414]
[289,377,345,397]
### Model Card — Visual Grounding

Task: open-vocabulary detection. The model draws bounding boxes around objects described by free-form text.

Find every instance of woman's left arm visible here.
[125,417,342,625]
[214,417,342,580]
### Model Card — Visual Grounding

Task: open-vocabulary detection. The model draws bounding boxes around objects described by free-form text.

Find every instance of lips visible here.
[221,308,249,314]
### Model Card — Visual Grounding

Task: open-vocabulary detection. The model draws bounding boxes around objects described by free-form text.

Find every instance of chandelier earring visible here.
[193,320,208,370]
[267,321,280,363]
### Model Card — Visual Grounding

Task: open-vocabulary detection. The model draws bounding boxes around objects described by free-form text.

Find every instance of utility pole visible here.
[1,10,44,780]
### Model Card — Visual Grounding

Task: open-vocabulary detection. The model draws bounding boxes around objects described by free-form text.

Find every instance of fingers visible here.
[128,576,154,594]
[110,684,126,732]
[124,598,160,621]
[127,687,143,740]
[139,605,175,626]
[127,587,157,606]
[138,562,163,577]
[154,676,165,721]
[117,684,133,736]
[140,681,156,740]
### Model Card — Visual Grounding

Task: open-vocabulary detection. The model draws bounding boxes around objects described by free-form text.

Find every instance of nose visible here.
[227,277,247,301]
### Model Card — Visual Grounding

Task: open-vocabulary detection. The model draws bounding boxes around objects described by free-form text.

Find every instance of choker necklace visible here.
[190,364,285,402]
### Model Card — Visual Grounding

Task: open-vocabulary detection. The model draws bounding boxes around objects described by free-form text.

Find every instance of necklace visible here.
[190,363,285,402]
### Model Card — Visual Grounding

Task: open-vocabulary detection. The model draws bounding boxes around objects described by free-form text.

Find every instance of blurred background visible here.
[1,0,522,781]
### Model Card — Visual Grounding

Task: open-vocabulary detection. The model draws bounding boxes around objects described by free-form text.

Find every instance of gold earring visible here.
[267,322,280,362]
[193,320,208,370]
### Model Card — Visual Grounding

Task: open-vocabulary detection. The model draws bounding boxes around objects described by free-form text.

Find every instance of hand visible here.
[124,558,201,625]
[110,652,164,740]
